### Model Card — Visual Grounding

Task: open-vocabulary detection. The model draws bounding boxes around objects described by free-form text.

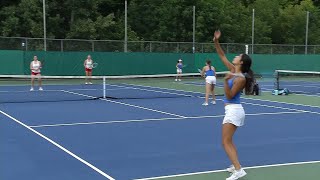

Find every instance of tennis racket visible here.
[198,68,208,78]
[90,62,98,68]
[39,61,43,69]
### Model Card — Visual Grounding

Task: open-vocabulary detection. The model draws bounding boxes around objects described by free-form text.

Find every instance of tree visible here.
[0,0,320,46]
[272,0,316,44]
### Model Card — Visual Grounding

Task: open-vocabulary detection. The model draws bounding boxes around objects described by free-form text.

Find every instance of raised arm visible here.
[213,30,235,73]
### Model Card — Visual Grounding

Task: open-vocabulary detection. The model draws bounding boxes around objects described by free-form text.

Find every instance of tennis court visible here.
[1,74,319,180]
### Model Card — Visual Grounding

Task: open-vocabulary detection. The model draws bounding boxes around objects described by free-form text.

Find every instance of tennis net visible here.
[274,70,320,95]
[0,72,227,103]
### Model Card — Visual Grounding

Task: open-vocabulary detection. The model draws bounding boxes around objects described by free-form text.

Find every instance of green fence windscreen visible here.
[195,53,320,75]
[0,50,24,74]
[0,50,319,76]
[251,54,320,75]
[195,53,234,72]
[22,51,195,76]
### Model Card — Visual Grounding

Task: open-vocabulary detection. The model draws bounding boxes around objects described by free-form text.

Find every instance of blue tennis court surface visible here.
[1,83,320,180]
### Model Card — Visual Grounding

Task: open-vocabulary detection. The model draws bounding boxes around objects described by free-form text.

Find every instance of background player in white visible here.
[84,55,94,84]
[175,59,183,81]
[30,55,42,91]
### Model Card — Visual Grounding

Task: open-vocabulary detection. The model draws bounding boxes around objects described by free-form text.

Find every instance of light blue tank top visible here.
[224,76,242,104]
[177,63,183,69]
[205,67,215,77]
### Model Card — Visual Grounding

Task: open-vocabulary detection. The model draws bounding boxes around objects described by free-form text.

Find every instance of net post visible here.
[103,76,106,99]
[274,70,280,90]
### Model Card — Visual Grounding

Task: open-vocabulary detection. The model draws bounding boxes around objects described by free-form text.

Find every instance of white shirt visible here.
[31,61,41,73]
[85,59,93,69]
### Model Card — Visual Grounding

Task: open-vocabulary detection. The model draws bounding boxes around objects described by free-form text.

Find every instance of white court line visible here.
[263,84,320,88]
[67,87,132,91]
[259,87,320,97]
[243,96,320,108]
[108,84,200,98]
[241,101,320,115]
[124,83,320,108]
[192,84,320,97]
[115,83,319,98]
[0,87,130,93]
[116,83,320,114]
[133,160,320,180]
[283,84,320,88]
[30,111,304,128]
[61,90,186,118]
[0,110,115,180]
[0,89,63,93]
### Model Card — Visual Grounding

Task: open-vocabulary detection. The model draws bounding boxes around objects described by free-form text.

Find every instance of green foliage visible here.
[0,0,319,45]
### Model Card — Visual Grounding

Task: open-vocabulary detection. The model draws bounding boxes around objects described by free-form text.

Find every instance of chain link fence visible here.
[1,37,320,54]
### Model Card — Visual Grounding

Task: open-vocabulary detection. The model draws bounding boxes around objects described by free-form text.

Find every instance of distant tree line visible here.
[1,0,319,44]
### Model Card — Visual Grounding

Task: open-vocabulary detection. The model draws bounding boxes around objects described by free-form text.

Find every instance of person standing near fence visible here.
[84,55,94,84]
[175,59,183,81]
[30,55,43,91]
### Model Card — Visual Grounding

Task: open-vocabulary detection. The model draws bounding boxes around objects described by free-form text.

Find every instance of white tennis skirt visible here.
[205,76,216,85]
[223,104,245,127]
[177,69,182,73]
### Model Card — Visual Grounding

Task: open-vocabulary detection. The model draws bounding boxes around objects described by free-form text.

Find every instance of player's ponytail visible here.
[206,60,212,70]
[240,54,254,95]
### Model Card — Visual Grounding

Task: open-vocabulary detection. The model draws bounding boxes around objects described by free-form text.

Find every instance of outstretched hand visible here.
[213,30,221,41]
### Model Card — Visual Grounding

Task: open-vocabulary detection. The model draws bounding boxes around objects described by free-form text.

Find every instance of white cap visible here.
[178,59,182,62]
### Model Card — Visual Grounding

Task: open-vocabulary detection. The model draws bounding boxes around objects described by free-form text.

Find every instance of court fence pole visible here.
[305,11,309,55]
[124,0,128,52]
[251,8,255,54]
[103,76,106,99]
[192,6,195,53]
[43,0,47,51]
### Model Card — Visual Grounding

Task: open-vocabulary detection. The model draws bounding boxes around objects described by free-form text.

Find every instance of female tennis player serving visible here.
[84,55,94,84]
[201,60,216,105]
[214,30,253,180]
[30,55,42,91]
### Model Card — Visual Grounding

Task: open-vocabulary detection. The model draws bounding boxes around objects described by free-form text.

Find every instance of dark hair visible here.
[240,54,254,95]
[206,60,211,70]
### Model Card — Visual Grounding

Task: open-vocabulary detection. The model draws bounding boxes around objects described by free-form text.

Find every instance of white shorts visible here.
[222,104,245,127]
[205,76,216,85]
[177,69,182,73]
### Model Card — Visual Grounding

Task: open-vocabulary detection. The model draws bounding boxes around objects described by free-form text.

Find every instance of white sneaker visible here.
[39,87,43,91]
[211,101,216,105]
[30,87,34,91]
[178,79,181,81]
[202,102,208,106]
[85,82,88,85]
[227,165,235,173]
[89,82,93,84]
[175,79,178,81]
[226,169,247,180]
